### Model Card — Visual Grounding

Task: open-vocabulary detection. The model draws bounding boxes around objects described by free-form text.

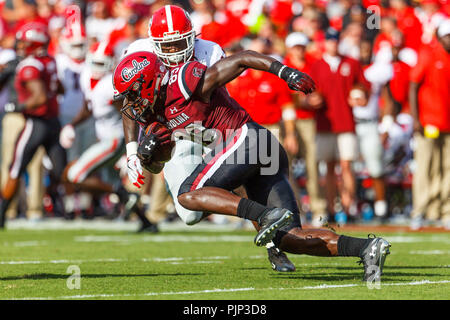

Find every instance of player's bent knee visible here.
[64,162,80,184]
[2,178,19,200]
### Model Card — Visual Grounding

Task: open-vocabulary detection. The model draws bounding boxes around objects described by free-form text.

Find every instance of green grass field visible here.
[0,225,449,300]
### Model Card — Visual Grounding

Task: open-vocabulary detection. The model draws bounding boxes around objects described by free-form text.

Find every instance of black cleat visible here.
[267,246,296,272]
[358,234,391,282]
[137,223,159,233]
[0,207,5,229]
[0,199,11,229]
[254,208,293,247]
[123,193,140,218]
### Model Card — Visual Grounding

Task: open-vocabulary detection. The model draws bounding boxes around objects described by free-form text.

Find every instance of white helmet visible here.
[87,41,114,79]
[60,5,87,61]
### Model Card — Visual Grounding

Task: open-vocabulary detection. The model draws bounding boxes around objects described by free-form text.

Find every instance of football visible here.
[144,122,175,162]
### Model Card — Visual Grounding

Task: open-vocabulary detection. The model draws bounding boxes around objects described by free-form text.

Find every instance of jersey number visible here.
[169,67,180,85]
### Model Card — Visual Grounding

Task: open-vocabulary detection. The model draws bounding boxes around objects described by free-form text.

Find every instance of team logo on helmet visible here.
[121,59,150,82]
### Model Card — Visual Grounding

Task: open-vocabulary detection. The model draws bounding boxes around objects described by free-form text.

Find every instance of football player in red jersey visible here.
[114,51,392,281]
[123,5,297,272]
[0,22,67,228]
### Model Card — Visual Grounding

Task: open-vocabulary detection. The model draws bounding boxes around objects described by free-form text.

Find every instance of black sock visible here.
[135,208,152,227]
[0,198,12,228]
[237,198,270,222]
[337,235,371,257]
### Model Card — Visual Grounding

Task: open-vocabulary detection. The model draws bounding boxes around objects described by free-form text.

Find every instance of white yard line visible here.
[6,219,250,232]
[0,256,231,265]
[8,280,450,300]
[74,234,254,243]
[410,250,450,255]
[3,241,49,247]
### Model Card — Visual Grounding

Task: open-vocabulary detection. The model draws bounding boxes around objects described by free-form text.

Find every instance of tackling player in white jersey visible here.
[120,5,295,272]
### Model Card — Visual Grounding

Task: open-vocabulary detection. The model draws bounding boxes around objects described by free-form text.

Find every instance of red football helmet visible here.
[15,22,49,56]
[148,5,195,67]
[60,5,87,61]
[113,51,168,125]
[87,41,114,79]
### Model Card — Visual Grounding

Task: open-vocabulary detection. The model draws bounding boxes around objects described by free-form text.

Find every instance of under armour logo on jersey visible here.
[145,140,156,150]
[169,107,178,114]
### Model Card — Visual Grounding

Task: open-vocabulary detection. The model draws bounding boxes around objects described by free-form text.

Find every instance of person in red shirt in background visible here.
[200,0,248,49]
[308,28,370,221]
[379,28,414,178]
[283,32,327,227]
[1,0,48,49]
[416,0,448,45]
[389,0,424,51]
[409,20,450,230]
[373,16,398,56]
[382,30,411,117]
[291,6,326,60]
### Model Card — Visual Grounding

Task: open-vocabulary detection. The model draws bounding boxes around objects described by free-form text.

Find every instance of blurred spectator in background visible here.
[85,0,116,42]
[416,0,447,44]
[379,28,413,178]
[338,21,363,60]
[256,19,286,58]
[389,0,423,51]
[409,19,450,230]
[1,0,47,49]
[291,4,326,60]
[109,13,143,57]
[283,31,327,227]
[199,0,248,48]
[309,28,370,220]
[189,0,213,34]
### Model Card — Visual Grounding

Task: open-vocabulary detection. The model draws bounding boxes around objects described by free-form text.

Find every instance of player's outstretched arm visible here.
[197,50,315,102]
[121,98,146,188]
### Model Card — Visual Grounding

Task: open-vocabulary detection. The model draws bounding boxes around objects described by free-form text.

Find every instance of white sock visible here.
[374,200,387,217]
[266,241,275,249]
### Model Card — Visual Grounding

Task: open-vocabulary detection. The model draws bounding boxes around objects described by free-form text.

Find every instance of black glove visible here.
[269,61,316,94]
[137,133,160,163]
[0,58,20,89]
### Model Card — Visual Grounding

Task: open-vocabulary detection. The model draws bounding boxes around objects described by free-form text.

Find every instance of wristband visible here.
[282,108,297,121]
[379,115,394,133]
[126,141,138,157]
[268,61,287,78]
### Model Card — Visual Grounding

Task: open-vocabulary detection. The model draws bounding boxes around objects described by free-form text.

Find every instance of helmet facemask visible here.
[61,40,87,61]
[87,53,113,79]
[120,73,163,125]
[150,30,195,67]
